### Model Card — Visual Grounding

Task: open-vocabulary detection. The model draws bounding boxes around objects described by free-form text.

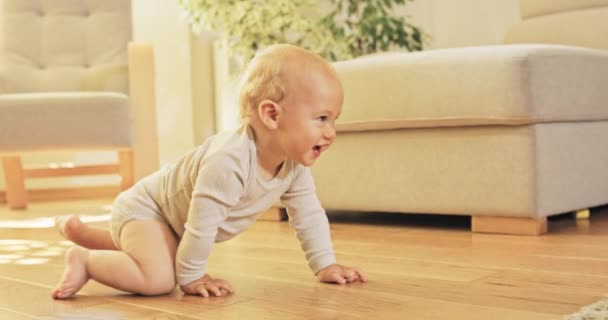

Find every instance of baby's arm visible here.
[175,156,244,296]
[280,166,367,284]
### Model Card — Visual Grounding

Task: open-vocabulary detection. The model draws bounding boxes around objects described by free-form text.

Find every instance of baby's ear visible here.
[258,100,280,129]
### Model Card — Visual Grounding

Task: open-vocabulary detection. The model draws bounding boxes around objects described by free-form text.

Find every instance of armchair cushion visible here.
[0,92,131,151]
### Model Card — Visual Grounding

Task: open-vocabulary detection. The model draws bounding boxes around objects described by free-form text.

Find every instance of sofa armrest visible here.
[128,42,160,180]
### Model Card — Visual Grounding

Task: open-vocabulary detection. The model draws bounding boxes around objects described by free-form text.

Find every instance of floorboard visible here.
[1,199,607,319]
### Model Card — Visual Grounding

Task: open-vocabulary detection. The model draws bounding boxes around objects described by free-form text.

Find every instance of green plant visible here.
[322,0,424,60]
[179,0,424,63]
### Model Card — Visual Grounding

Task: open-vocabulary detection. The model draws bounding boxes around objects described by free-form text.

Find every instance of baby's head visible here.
[239,44,342,122]
[238,44,344,166]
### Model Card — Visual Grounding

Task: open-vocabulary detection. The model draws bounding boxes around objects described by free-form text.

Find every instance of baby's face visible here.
[276,71,343,167]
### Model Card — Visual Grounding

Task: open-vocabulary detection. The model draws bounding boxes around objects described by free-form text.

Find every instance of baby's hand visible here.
[180,274,234,297]
[316,264,367,284]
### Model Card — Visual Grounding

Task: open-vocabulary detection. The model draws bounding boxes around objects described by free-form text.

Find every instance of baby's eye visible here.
[317,116,328,122]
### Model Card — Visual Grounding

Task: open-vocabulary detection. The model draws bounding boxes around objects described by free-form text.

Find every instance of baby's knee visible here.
[139,276,176,296]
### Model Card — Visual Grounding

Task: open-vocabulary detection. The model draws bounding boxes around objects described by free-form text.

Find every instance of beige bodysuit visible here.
[110,125,336,285]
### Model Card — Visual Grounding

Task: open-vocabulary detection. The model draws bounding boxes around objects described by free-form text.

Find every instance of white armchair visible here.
[0,0,159,209]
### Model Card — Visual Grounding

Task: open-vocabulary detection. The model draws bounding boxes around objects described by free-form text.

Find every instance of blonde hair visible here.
[238,44,333,122]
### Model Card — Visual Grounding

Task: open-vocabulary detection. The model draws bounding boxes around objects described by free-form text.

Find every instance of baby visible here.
[52,44,367,299]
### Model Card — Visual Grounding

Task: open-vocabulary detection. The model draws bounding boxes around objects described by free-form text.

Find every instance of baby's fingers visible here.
[352,267,368,282]
[216,280,234,293]
[205,283,223,297]
[343,269,357,282]
[326,271,347,284]
[196,285,210,298]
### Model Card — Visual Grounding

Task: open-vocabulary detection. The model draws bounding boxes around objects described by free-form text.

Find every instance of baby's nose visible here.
[324,126,336,141]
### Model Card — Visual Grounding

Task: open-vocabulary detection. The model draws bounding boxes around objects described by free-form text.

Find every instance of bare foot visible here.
[51,246,89,299]
[55,215,83,242]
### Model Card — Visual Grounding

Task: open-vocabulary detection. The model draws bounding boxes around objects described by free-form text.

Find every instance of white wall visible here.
[131,0,196,165]
[402,0,520,49]
[128,0,218,160]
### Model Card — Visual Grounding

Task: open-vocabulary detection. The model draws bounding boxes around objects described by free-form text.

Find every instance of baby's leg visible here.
[55,215,117,250]
[52,219,177,299]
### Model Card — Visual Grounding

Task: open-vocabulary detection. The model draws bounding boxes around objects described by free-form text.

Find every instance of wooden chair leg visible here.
[119,149,134,191]
[472,216,547,235]
[2,156,27,209]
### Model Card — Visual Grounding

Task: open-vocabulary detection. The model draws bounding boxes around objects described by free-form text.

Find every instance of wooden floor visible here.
[1,199,608,319]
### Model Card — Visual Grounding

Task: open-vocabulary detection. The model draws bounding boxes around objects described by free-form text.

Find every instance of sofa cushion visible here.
[0,92,131,151]
[333,44,608,132]
[505,7,608,50]
[519,0,608,19]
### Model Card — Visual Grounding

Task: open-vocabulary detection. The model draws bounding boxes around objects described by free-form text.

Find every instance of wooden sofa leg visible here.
[258,207,288,221]
[2,156,28,210]
[119,150,134,191]
[574,209,590,220]
[472,216,547,235]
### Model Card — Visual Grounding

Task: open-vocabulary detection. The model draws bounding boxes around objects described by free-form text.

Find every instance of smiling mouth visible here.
[313,145,328,157]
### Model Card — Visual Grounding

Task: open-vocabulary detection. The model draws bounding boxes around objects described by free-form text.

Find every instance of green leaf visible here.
[177,0,425,68]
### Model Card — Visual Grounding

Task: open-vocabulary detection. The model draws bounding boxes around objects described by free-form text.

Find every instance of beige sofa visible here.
[311,0,608,235]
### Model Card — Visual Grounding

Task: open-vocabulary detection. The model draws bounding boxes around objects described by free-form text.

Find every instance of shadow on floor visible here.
[326,210,470,230]
[326,204,608,232]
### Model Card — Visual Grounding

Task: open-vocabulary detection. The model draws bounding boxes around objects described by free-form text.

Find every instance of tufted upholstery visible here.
[0,0,131,93]
[0,0,134,150]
